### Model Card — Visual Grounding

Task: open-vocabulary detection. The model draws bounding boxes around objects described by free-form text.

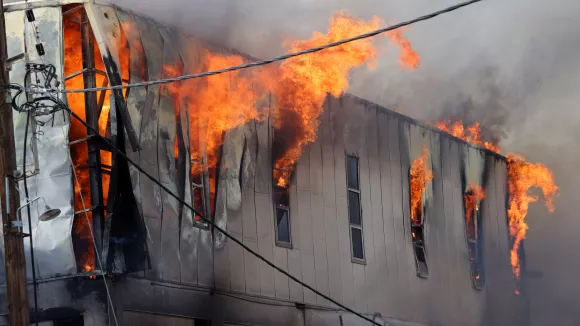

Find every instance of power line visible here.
[60,102,382,326]
[32,0,481,95]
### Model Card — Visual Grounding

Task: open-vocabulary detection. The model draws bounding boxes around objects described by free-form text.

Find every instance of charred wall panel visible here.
[331,96,356,308]
[132,14,164,280]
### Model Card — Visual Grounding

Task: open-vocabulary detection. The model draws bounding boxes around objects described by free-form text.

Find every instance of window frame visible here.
[409,165,429,278]
[346,154,365,264]
[273,169,293,249]
[190,159,210,230]
[464,191,484,290]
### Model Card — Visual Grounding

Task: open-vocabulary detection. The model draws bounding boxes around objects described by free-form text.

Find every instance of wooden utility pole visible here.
[0,0,31,324]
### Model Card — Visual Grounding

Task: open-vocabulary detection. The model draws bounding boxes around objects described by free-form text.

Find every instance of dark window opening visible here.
[273,172,292,247]
[347,155,365,262]
[191,161,210,229]
[464,185,485,290]
[412,225,428,278]
[54,314,84,326]
[409,147,433,278]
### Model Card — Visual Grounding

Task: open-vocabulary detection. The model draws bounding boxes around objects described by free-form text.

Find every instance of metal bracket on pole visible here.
[5,53,25,71]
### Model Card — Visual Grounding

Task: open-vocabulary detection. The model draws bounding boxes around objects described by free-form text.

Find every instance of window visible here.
[191,159,209,229]
[347,155,365,262]
[409,147,433,278]
[273,168,292,247]
[464,184,485,290]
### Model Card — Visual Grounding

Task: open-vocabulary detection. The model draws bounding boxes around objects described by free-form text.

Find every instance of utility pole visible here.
[0,0,31,324]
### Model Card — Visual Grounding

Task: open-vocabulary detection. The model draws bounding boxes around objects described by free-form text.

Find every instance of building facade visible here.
[0,1,527,325]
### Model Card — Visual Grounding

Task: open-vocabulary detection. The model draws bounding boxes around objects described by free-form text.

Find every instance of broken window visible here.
[409,146,433,278]
[64,5,147,273]
[273,168,292,247]
[191,159,210,229]
[346,155,365,262]
[464,184,485,290]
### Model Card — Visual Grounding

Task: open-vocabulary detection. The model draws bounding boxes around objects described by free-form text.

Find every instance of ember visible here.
[409,146,434,225]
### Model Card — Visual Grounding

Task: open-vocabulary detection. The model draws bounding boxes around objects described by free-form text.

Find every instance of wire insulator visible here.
[35,43,45,56]
[26,9,35,22]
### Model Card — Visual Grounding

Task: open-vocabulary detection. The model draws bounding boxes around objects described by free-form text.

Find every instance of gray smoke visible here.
[105,0,580,324]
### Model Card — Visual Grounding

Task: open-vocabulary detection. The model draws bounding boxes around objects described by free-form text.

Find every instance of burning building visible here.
[0,1,530,325]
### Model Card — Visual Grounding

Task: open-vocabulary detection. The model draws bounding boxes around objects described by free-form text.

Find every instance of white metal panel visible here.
[2,7,77,281]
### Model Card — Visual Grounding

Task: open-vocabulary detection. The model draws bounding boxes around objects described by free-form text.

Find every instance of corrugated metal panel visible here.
[331,96,355,308]
[0,6,77,283]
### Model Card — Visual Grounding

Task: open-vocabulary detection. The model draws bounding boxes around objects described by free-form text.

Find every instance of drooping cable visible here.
[28,0,481,95]
[60,101,382,326]
[68,143,120,326]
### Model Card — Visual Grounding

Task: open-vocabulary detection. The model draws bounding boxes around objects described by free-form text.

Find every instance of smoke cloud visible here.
[105,0,580,324]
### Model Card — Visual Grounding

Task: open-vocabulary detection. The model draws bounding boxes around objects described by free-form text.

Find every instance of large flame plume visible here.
[409,146,434,225]
[163,51,267,175]
[435,120,558,293]
[65,9,419,268]
[159,11,420,189]
[507,154,558,291]
[271,11,420,186]
[64,11,127,272]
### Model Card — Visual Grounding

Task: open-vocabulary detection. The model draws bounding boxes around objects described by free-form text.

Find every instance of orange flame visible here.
[507,154,558,289]
[386,27,421,70]
[163,50,266,175]
[271,11,420,186]
[434,120,500,153]
[436,120,558,293]
[65,17,95,272]
[409,146,434,225]
[64,13,129,271]
[464,183,486,240]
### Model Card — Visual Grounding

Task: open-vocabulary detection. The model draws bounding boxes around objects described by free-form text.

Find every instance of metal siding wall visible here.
[428,131,450,321]
[130,15,164,280]
[366,108,390,314]
[321,98,342,305]
[170,32,200,286]
[360,104,379,313]
[331,96,356,308]
[157,25,182,283]
[89,8,526,323]
[254,117,276,298]
[116,11,145,262]
[344,98,369,312]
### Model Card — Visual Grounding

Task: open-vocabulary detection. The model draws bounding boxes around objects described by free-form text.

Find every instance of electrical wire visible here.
[22,111,39,326]
[60,103,382,325]
[69,145,120,326]
[29,0,481,95]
